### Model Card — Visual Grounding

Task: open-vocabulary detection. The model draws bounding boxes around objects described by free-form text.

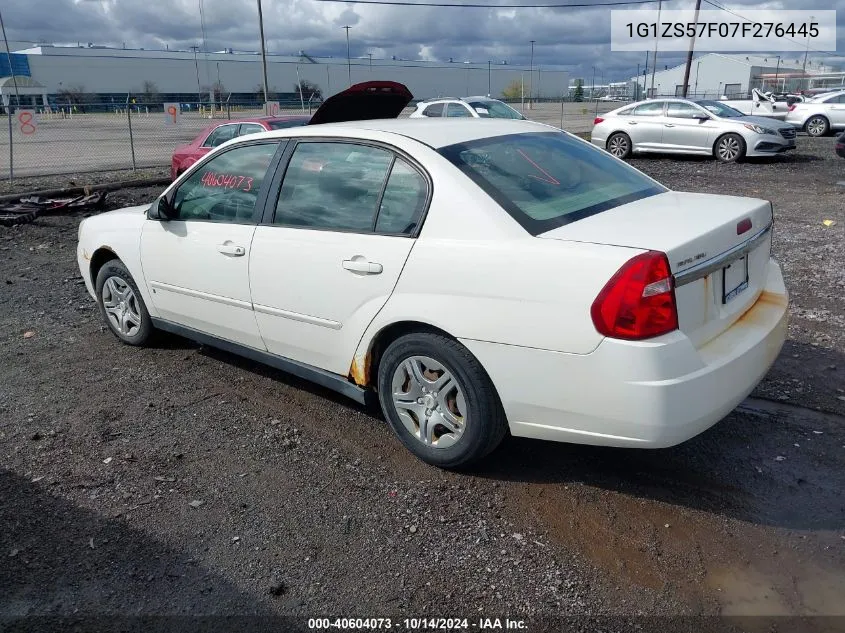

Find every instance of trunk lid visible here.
[308,81,413,125]
[539,191,774,347]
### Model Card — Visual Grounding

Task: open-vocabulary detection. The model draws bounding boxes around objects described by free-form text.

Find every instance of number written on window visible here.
[170,143,278,223]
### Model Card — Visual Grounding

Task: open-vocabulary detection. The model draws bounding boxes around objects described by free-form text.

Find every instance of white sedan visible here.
[77,81,788,468]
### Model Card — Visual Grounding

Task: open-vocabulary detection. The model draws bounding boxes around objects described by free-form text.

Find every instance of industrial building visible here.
[0,43,569,109]
[630,53,840,99]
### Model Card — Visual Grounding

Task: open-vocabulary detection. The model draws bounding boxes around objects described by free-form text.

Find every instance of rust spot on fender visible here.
[82,249,91,261]
[349,351,371,387]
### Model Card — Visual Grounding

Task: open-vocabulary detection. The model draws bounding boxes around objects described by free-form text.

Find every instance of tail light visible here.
[591,251,678,340]
[788,104,796,112]
[593,117,604,125]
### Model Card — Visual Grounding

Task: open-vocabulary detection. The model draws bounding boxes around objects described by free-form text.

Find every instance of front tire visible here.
[805,115,829,137]
[715,133,746,163]
[377,332,507,469]
[95,260,154,346]
[606,132,632,159]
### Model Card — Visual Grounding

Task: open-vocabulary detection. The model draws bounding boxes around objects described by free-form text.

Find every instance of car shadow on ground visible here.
[0,470,289,625]
[470,344,845,533]
[190,335,845,533]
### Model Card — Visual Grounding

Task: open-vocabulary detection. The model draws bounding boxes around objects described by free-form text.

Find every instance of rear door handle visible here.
[342,259,383,274]
[217,242,246,257]
[664,123,675,127]
[628,120,638,125]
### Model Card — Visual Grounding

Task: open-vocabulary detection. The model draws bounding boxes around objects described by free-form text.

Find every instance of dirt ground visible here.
[1,135,844,630]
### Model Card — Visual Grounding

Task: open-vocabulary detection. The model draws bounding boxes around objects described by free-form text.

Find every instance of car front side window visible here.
[169,143,279,223]
[202,124,239,148]
[273,142,394,232]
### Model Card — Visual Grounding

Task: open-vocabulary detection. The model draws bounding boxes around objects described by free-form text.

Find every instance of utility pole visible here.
[368,52,372,73]
[650,0,662,97]
[256,0,270,112]
[343,26,352,86]
[190,45,202,104]
[529,40,535,109]
[591,65,596,101]
[773,56,781,93]
[801,15,814,92]
[643,50,649,97]
[681,0,702,97]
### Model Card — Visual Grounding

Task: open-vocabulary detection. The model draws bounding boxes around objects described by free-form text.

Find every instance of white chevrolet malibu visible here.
[77,82,788,468]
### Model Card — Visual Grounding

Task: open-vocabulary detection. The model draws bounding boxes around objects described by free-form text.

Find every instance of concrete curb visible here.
[0,177,171,204]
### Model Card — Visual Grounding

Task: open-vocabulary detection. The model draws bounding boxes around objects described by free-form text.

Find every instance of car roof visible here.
[244,118,555,149]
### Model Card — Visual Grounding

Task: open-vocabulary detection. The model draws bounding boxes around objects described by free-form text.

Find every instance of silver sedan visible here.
[784,89,845,137]
[591,98,797,162]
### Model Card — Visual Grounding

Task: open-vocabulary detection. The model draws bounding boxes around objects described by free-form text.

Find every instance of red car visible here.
[170,115,310,180]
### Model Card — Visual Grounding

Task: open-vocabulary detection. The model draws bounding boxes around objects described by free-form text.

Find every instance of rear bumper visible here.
[462,259,788,448]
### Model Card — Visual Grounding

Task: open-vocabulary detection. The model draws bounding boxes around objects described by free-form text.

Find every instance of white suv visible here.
[409,96,526,120]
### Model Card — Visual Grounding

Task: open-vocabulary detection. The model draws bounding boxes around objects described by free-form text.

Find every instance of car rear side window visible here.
[666,102,704,118]
[446,103,473,118]
[631,102,665,116]
[267,119,310,130]
[274,142,394,231]
[375,159,428,234]
[170,143,279,223]
[239,123,266,136]
[422,103,444,117]
[202,124,239,148]
[439,131,666,235]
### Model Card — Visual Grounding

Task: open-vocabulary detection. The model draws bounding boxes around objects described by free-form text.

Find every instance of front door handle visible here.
[342,258,383,274]
[664,123,675,127]
[628,120,638,125]
[217,242,245,257]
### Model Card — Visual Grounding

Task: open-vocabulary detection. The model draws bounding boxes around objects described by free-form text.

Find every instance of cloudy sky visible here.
[3,0,844,82]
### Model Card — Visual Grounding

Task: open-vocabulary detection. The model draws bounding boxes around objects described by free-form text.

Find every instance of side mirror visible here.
[148,196,174,221]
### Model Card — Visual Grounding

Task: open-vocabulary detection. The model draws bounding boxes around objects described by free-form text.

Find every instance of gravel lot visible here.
[1,135,843,630]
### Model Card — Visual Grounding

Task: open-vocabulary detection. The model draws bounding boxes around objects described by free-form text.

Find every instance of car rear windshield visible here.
[438,131,666,235]
[267,119,309,130]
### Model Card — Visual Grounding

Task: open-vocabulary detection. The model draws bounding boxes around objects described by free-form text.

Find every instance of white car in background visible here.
[409,96,526,120]
[784,89,845,136]
[76,81,788,468]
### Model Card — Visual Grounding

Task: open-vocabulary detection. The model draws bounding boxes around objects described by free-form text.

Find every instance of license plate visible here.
[722,256,749,304]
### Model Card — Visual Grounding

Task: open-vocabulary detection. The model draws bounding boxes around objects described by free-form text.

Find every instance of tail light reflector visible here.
[788,104,796,112]
[593,117,605,125]
[591,251,678,340]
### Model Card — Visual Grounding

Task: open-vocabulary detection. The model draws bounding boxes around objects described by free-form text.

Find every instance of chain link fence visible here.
[0,96,316,181]
[0,95,623,181]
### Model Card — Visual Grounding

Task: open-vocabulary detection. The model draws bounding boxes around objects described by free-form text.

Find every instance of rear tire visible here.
[606,132,632,159]
[805,115,829,137]
[95,260,154,346]
[714,133,746,163]
[377,332,507,469]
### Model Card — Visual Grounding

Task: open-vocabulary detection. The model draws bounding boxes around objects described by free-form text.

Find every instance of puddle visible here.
[709,563,845,616]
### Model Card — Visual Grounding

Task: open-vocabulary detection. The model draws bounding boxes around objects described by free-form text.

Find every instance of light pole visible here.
[694,60,701,96]
[343,25,352,86]
[190,45,202,105]
[256,0,270,112]
[773,56,781,93]
[488,60,491,96]
[591,65,596,101]
[368,52,372,74]
[529,40,535,109]
[650,0,662,97]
